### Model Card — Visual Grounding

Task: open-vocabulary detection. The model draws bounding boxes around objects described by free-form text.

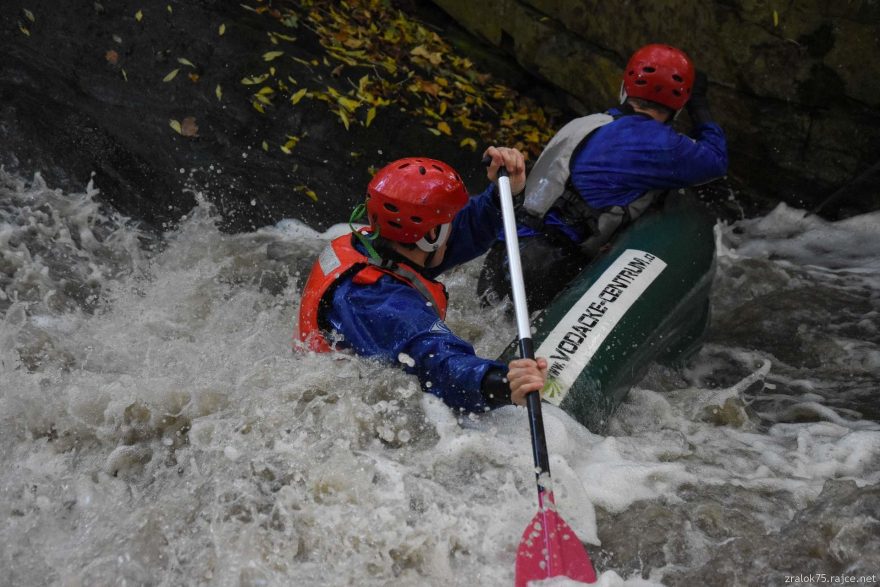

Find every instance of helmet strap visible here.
[415,223,451,253]
[349,202,382,261]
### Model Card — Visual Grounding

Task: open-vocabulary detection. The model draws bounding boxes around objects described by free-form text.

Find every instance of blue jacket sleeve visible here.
[569,115,729,209]
[325,275,506,412]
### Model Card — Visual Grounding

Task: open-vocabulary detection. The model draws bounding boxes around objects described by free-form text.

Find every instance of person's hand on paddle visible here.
[507,357,548,406]
[483,146,526,195]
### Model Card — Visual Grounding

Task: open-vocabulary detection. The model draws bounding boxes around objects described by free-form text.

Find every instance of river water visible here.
[1,169,878,586]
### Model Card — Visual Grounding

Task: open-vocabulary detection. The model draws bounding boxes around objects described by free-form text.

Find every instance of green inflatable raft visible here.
[499,190,716,432]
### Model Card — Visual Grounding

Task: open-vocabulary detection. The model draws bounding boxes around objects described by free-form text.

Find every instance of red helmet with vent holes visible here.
[622,44,695,111]
[366,158,469,245]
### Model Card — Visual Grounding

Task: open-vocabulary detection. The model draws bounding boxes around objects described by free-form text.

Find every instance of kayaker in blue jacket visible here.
[297,147,547,413]
[477,44,729,310]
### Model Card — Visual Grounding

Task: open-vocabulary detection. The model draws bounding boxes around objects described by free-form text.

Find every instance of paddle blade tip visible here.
[514,510,597,586]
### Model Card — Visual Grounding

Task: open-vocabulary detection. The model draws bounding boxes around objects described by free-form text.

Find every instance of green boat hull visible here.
[499,191,716,432]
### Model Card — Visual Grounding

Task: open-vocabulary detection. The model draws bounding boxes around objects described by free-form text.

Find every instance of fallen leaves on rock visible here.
[227,0,557,159]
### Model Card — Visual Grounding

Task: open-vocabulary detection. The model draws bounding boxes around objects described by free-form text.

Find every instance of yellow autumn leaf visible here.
[257,86,274,95]
[177,57,195,68]
[294,185,318,202]
[358,75,370,93]
[338,96,360,112]
[270,32,296,42]
[254,93,272,105]
[262,141,268,152]
[23,9,35,22]
[241,74,269,85]
[773,9,779,27]
[263,51,284,61]
[290,88,308,104]
[163,68,180,82]
[169,119,182,134]
[135,9,143,22]
[437,121,452,136]
[19,24,30,36]
[252,100,265,113]
[365,107,376,128]
[218,23,226,36]
[121,68,128,82]
[427,128,441,136]
[215,84,222,100]
[167,5,172,14]
[338,109,350,130]
[459,138,477,151]
[411,45,442,66]
[280,135,300,154]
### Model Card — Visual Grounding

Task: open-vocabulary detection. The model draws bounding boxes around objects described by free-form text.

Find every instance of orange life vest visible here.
[297,232,449,352]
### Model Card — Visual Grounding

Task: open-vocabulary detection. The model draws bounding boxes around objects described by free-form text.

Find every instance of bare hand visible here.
[507,357,548,406]
[483,146,526,196]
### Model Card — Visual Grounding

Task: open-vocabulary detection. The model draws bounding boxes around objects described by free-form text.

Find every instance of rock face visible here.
[2,0,877,231]
[430,0,880,218]
[0,1,557,233]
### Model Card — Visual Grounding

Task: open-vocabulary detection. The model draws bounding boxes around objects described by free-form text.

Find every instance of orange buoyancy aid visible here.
[297,232,449,352]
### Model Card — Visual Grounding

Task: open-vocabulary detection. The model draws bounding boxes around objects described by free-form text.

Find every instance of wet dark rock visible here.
[1,0,841,237]
[0,0,514,233]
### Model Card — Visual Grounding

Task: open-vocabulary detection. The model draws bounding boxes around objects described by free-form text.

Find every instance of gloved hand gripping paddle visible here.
[489,159,597,586]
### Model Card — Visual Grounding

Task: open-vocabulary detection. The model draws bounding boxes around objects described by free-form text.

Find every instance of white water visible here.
[1,171,878,586]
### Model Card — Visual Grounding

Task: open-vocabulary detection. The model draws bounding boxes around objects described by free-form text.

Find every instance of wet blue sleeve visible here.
[570,117,729,208]
[688,122,728,178]
[325,275,506,412]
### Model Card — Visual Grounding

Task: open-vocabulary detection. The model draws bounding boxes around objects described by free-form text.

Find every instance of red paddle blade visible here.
[515,508,596,586]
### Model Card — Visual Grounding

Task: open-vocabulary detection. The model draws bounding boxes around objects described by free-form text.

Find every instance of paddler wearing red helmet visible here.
[297,147,546,412]
[478,44,729,311]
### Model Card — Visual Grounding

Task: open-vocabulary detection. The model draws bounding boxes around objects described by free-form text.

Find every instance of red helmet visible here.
[366,157,469,247]
[622,44,695,111]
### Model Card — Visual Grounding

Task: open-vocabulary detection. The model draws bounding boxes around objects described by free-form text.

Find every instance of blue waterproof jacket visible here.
[324,184,507,412]
[542,107,728,241]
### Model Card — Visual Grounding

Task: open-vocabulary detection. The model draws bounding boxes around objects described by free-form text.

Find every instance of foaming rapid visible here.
[1,171,877,586]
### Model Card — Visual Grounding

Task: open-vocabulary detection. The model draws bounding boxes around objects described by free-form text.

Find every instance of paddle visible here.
[491,163,597,586]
